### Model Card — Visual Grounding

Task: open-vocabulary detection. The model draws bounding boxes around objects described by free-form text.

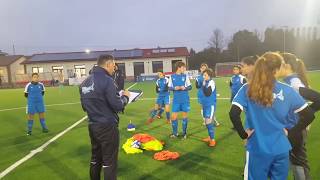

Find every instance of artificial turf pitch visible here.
[0,72,319,179]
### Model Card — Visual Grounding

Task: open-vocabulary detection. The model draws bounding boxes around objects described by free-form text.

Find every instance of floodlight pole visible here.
[281,26,288,53]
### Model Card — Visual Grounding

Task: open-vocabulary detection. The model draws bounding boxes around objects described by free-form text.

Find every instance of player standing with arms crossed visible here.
[168,62,192,139]
[147,71,171,124]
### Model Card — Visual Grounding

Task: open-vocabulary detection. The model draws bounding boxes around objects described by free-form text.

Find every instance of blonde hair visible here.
[248,52,283,107]
[200,63,208,69]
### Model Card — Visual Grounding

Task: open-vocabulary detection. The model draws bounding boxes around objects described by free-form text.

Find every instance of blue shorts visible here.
[27,102,45,114]
[172,102,190,113]
[244,151,289,180]
[156,95,170,105]
[202,105,215,119]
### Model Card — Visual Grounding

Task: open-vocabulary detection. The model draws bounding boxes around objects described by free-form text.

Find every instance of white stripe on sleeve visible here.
[24,83,31,93]
[232,102,244,111]
[294,103,308,114]
[208,80,216,92]
[185,75,191,87]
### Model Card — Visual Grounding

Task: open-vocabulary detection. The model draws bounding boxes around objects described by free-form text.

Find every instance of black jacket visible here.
[113,69,125,91]
[79,66,128,125]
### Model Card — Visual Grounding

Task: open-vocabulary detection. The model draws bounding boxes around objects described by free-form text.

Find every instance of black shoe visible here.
[42,129,49,133]
[27,131,32,136]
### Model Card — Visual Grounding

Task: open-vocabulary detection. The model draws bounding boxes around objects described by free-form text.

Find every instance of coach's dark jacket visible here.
[79,66,128,125]
[113,69,125,92]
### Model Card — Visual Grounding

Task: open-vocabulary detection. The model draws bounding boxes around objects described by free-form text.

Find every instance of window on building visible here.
[0,69,4,75]
[160,49,167,53]
[74,65,86,77]
[32,67,44,73]
[168,48,175,53]
[52,66,63,73]
[152,61,163,73]
[133,62,144,77]
[152,49,160,53]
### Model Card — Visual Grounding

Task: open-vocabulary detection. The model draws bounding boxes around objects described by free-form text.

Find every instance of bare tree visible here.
[208,28,224,53]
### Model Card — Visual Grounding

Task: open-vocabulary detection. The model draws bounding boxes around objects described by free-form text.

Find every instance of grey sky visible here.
[0,0,319,55]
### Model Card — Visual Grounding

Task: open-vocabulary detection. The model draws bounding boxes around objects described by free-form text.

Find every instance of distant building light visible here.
[85,49,91,54]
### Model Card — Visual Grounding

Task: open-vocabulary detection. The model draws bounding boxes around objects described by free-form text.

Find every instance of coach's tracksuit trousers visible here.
[89,123,119,180]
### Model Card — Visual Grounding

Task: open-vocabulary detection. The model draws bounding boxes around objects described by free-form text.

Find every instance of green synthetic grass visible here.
[0,72,319,179]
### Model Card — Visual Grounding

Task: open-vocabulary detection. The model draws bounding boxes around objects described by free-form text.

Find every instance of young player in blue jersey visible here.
[280,53,320,180]
[230,65,246,130]
[168,61,192,139]
[200,68,217,147]
[195,63,207,105]
[229,65,246,102]
[281,53,320,113]
[147,71,171,124]
[195,63,220,126]
[229,52,315,180]
[24,73,48,135]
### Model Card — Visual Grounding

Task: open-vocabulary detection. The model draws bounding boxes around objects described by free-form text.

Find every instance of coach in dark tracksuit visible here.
[113,64,125,92]
[80,55,130,180]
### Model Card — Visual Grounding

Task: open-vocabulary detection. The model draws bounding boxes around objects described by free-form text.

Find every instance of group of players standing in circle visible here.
[147,52,320,180]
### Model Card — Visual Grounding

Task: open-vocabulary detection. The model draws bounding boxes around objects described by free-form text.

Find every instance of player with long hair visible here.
[279,53,320,180]
[229,52,315,179]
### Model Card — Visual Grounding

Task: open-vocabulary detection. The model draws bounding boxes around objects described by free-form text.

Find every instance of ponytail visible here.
[281,53,309,88]
[248,52,283,107]
[296,59,309,88]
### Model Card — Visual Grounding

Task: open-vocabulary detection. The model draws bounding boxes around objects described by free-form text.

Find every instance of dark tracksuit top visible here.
[80,66,128,126]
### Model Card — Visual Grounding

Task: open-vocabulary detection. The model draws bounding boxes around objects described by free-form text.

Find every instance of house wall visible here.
[9,57,27,82]
[0,66,8,83]
[25,56,187,80]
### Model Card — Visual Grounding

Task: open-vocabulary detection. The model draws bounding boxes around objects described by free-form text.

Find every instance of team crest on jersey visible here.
[273,89,284,101]
[182,77,185,81]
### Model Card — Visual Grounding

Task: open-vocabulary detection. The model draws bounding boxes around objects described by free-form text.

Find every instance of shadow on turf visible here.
[118,150,242,180]
[118,121,243,180]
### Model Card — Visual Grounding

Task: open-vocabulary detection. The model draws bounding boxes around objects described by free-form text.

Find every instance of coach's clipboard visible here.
[119,90,143,103]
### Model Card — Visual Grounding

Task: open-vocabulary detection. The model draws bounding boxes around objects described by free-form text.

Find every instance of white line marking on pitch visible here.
[0,116,88,179]
[0,102,80,112]
[0,82,138,178]
[126,82,137,90]
[0,96,230,112]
